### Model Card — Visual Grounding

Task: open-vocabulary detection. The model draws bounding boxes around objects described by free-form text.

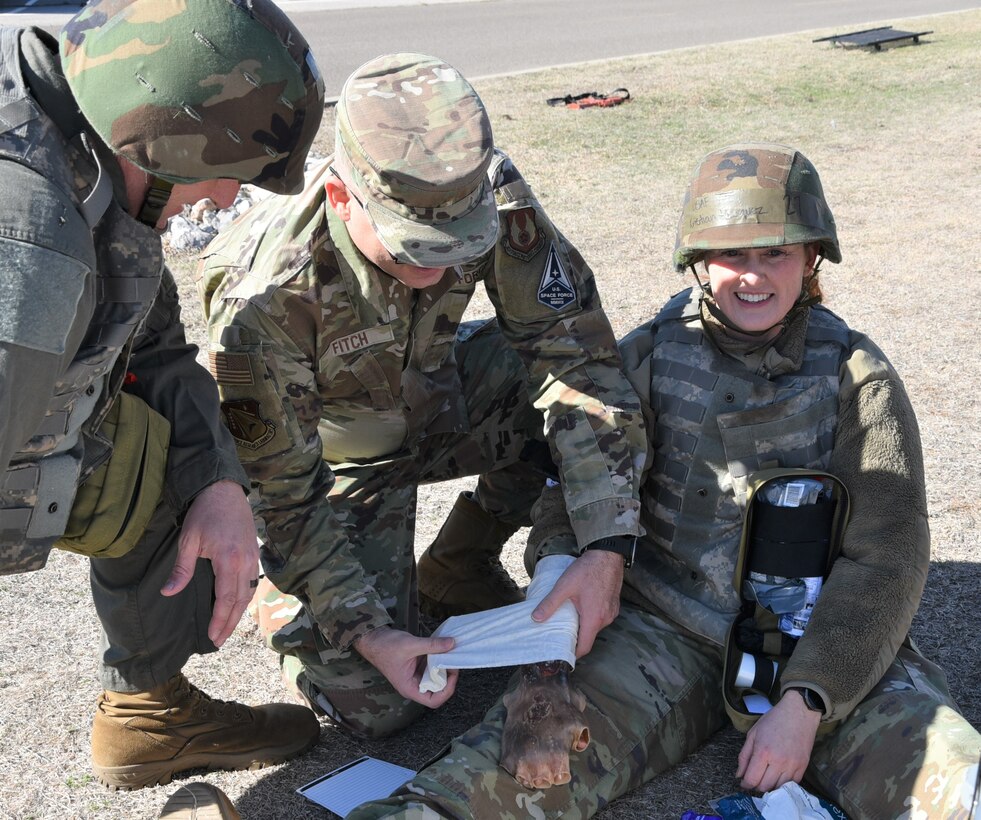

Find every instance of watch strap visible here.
[787,686,825,713]
[583,535,636,568]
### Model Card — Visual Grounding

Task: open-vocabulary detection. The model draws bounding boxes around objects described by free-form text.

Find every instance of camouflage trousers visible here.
[254,321,553,737]
[346,604,981,820]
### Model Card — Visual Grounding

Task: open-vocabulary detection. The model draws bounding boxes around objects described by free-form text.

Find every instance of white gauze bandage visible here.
[419,554,577,693]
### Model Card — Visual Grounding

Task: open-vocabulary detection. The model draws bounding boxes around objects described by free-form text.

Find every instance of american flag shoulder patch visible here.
[209,351,254,385]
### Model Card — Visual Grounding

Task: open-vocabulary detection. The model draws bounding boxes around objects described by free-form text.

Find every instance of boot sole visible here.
[93,733,319,791]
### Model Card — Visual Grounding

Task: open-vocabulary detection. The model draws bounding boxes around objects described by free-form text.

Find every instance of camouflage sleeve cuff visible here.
[566,497,641,547]
[316,590,394,652]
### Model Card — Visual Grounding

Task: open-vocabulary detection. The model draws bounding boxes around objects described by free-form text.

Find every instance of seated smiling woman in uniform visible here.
[345,142,981,820]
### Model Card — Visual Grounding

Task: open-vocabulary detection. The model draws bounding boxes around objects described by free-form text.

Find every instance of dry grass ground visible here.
[1,9,979,818]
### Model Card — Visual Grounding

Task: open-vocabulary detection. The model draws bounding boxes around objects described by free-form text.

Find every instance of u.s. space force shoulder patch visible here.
[537,243,577,310]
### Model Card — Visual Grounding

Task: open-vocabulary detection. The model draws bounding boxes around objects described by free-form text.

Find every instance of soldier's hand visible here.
[736,689,821,793]
[354,626,458,707]
[162,480,259,648]
[531,550,622,658]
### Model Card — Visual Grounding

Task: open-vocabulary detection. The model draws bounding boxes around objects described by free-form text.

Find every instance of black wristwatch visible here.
[583,535,637,568]
[787,687,825,714]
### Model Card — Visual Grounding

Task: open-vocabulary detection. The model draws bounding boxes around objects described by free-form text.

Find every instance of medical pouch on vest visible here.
[722,467,849,733]
[55,391,169,559]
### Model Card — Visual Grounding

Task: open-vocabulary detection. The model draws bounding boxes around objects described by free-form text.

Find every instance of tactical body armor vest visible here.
[0,27,163,574]
[622,289,852,645]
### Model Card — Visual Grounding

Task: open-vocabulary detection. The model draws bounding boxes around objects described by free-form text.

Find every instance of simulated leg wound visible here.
[501,661,590,789]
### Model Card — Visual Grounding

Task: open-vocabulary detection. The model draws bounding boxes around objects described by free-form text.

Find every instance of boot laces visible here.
[481,554,520,592]
[176,677,251,723]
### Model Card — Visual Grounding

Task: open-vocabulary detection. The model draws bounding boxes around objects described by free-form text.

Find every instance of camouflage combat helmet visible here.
[673,143,841,272]
[332,52,498,268]
[60,0,325,195]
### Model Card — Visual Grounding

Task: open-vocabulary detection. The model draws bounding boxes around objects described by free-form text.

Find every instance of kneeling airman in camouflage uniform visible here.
[346,144,981,819]
[0,0,325,791]
[199,53,646,738]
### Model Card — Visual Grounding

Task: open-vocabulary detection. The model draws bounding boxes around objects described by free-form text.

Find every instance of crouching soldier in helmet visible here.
[0,0,325,791]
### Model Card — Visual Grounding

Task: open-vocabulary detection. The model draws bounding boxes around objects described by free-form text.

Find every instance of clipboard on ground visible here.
[297,755,416,817]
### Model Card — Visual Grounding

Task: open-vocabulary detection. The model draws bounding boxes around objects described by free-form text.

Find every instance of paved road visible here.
[2,0,976,95]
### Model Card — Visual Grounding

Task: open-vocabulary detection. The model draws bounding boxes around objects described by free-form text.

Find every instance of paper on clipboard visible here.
[297,756,416,817]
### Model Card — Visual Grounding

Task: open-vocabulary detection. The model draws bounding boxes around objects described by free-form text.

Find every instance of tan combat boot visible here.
[158,782,240,819]
[91,673,320,790]
[417,491,525,619]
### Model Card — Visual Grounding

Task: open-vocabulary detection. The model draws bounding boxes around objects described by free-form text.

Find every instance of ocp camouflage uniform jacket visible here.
[0,27,247,572]
[531,287,929,724]
[199,152,646,651]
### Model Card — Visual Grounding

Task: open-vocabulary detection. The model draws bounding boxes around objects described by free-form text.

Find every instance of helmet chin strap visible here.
[136,175,175,228]
[688,257,825,339]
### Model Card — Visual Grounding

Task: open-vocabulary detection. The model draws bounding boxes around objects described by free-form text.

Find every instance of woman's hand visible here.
[736,689,822,793]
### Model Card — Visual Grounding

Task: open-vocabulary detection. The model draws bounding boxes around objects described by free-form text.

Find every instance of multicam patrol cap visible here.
[59,0,325,195]
[333,52,498,268]
[673,143,841,272]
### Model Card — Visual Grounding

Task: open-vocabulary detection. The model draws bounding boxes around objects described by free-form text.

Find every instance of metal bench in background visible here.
[813,26,933,51]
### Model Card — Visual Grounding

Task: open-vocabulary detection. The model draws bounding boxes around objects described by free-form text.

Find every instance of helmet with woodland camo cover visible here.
[673,143,841,272]
[59,0,325,195]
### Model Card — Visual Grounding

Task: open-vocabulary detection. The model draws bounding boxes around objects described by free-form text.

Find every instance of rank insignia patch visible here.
[221,399,276,450]
[502,207,545,261]
[537,243,577,310]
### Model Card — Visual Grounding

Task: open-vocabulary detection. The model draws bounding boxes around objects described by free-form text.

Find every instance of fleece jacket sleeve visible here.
[781,334,930,722]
